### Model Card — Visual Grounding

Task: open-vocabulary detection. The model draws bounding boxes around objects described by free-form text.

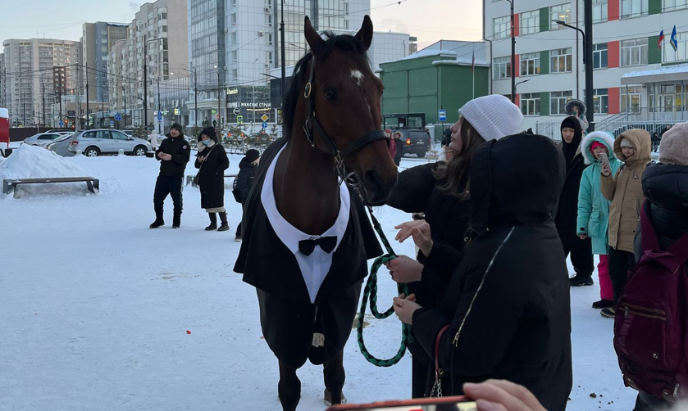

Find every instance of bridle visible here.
[302,56,389,187]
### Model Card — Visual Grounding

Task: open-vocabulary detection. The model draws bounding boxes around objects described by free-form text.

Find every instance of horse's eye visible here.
[324,88,336,100]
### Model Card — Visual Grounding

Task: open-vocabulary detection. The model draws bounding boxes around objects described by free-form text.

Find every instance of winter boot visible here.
[569,274,594,286]
[592,299,614,309]
[150,211,164,228]
[205,213,218,231]
[218,212,229,232]
[600,307,616,318]
[172,211,181,229]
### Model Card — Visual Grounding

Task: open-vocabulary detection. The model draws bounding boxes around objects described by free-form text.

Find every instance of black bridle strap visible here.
[338,129,389,159]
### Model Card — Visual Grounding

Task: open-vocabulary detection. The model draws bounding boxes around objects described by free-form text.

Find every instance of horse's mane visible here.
[283,31,369,140]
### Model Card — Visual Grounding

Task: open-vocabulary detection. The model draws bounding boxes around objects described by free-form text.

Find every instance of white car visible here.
[23,133,63,147]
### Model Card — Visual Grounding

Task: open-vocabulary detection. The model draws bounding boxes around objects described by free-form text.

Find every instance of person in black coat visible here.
[194,127,230,231]
[393,133,573,411]
[234,148,260,241]
[151,123,191,229]
[392,131,404,166]
[556,116,594,286]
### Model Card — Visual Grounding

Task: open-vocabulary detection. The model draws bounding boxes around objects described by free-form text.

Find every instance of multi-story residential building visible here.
[484,0,688,138]
[186,0,372,127]
[107,0,188,128]
[0,53,5,109]
[2,38,80,127]
[82,22,128,104]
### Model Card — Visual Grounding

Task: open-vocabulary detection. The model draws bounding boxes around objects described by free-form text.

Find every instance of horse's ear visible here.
[304,16,325,57]
[355,15,374,51]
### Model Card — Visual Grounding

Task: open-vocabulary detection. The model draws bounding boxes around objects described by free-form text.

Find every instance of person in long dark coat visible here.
[194,127,230,231]
[234,148,260,241]
[393,133,573,411]
[555,116,594,286]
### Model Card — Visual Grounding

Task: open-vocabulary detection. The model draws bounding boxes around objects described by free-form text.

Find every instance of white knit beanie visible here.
[458,95,524,141]
[620,138,634,148]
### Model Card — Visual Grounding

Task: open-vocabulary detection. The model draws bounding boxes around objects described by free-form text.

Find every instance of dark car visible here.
[384,113,431,157]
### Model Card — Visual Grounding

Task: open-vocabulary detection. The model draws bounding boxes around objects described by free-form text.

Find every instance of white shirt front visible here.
[261,144,350,303]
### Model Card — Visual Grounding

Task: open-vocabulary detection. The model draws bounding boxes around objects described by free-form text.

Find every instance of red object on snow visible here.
[0,108,9,149]
[186,330,191,334]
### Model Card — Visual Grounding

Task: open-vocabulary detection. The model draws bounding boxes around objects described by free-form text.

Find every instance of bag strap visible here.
[434,325,451,381]
[196,144,218,173]
[640,200,660,252]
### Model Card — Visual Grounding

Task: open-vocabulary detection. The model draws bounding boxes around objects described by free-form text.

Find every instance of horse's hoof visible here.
[324,389,347,406]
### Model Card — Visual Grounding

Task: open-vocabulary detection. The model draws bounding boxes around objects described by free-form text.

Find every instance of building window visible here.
[268,52,273,64]
[593,0,608,22]
[231,13,237,26]
[621,85,642,113]
[231,32,237,45]
[550,48,572,73]
[664,0,688,11]
[267,33,273,46]
[663,32,688,63]
[621,0,648,18]
[493,16,510,39]
[232,51,237,63]
[232,69,238,81]
[621,38,648,66]
[520,52,541,76]
[520,11,540,35]
[551,91,573,115]
[493,56,512,79]
[266,15,273,27]
[231,0,237,6]
[550,4,572,30]
[593,43,608,69]
[594,88,609,113]
[520,93,541,116]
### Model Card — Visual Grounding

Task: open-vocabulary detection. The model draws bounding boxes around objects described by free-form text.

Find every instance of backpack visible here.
[614,201,688,402]
[232,177,242,203]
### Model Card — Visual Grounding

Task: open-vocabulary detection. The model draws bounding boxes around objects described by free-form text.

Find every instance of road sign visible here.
[174,108,179,115]
[157,111,162,121]
[114,113,122,121]
[438,109,447,122]
[261,114,269,122]
[59,121,64,127]
[233,108,240,115]
[237,115,243,124]
[110,120,115,128]
[262,121,268,129]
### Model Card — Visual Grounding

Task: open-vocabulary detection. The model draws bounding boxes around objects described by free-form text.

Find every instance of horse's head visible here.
[298,16,398,206]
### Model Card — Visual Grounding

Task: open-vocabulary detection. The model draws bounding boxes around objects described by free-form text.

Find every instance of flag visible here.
[658,29,664,48]
[671,25,678,51]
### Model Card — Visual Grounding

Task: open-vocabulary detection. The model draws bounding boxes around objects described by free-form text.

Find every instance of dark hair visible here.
[283,32,369,140]
[433,118,485,199]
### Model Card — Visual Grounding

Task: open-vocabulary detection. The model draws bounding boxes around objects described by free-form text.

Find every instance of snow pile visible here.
[0,144,90,180]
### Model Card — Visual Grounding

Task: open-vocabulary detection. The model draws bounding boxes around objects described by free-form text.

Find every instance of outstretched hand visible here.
[384,255,423,284]
[463,380,547,411]
[395,220,433,256]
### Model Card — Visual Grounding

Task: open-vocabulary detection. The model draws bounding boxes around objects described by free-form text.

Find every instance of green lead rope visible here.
[356,206,411,367]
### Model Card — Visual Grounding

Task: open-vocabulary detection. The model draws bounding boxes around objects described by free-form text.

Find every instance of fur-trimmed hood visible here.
[580,131,617,165]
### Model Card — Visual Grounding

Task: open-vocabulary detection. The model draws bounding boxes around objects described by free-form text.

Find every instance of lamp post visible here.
[556,13,594,131]
[174,67,198,128]
[280,0,286,109]
[506,0,516,102]
[516,79,530,88]
[143,38,164,131]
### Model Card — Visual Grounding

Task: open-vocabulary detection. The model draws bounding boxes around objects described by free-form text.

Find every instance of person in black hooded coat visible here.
[393,133,573,411]
[234,148,260,241]
[194,127,230,231]
[556,116,594,286]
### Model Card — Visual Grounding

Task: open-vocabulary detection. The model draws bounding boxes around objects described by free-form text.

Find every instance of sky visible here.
[0,0,482,51]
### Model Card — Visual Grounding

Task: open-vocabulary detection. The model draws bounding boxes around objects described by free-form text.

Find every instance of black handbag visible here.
[232,177,242,203]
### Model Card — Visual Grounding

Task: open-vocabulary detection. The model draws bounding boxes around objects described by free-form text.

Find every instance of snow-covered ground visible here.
[0,149,635,410]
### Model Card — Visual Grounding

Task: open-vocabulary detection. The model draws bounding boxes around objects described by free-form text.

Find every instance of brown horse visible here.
[234,15,397,411]
[273,16,397,410]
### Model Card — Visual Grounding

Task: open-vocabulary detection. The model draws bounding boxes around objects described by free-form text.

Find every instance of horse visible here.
[233,15,398,411]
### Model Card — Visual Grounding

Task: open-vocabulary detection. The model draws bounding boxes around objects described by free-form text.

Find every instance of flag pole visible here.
[472,43,475,99]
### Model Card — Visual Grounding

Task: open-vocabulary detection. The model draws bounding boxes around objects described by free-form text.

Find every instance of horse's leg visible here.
[278,361,301,411]
[323,350,346,405]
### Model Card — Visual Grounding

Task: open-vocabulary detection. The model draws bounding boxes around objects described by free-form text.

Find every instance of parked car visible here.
[121,129,134,137]
[47,128,75,134]
[67,129,152,157]
[23,133,63,147]
[383,113,431,158]
[45,132,77,150]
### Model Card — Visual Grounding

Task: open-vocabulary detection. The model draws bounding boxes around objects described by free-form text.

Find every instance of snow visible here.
[0,144,90,180]
[622,63,688,78]
[1,153,637,410]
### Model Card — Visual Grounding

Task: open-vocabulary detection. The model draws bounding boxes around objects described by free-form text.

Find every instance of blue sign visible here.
[110,120,115,128]
[262,121,268,129]
[114,113,122,121]
[157,111,162,121]
[59,121,64,127]
[438,109,447,122]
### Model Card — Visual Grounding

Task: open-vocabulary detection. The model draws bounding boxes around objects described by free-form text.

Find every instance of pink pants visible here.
[598,255,613,301]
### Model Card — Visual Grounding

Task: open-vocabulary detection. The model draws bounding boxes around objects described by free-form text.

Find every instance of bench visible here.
[186,173,238,187]
[3,177,99,197]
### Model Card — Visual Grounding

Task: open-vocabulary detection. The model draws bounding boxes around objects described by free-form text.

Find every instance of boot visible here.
[172,211,181,229]
[569,274,594,286]
[205,213,217,231]
[218,212,229,232]
[150,210,164,228]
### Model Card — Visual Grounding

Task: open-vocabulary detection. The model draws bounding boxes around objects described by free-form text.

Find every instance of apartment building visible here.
[82,22,128,104]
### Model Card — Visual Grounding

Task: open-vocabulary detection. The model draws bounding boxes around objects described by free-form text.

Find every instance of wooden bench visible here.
[3,177,99,197]
[186,173,238,187]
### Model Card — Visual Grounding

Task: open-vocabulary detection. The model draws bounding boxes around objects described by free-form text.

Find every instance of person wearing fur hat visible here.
[151,123,190,229]
[194,127,230,231]
[385,94,523,398]
[631,123,688,411]
[577,131,622,309]
[556,116,594,287]
[599,129,652,318]
[234,148,260,241]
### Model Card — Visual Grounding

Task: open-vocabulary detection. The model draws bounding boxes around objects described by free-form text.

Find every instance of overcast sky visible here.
[0,0,482,50]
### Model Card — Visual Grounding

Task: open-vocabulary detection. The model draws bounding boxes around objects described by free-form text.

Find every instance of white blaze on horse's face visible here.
[351,70,364,86]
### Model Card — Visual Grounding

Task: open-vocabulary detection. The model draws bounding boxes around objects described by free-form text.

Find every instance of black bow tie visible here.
[298,236,337,256]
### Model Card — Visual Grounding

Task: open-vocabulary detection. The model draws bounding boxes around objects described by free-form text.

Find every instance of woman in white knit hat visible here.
[384,94,523,398]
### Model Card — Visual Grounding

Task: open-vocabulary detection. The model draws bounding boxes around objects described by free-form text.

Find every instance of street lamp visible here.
[214,65,227,129]
[555,14,594,131]
[506,0,516,103]
[280,0,286,111]
[173,67,198,129]
[515,79,530,88]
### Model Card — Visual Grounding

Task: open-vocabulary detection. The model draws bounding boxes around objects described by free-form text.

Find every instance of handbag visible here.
[192,144,218,187]
[429,325,452,397]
